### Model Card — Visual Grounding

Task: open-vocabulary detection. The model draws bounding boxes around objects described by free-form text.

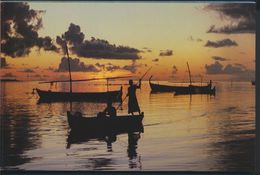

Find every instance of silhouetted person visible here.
[103,101,117,117]
[209,80,212,88]
[127,79,141,115]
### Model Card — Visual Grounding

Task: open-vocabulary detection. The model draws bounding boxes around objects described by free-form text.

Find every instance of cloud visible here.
[205,61,224,74]
[1,2,58,58]
[212,56,229,61]
[1,72,16,78]
[152,58,159,62]
[205,3,255,34]
[159,49,173,56]
[56,23,141,60]
[57,57,100,72]
[223,64,245,74]
[105,64,121,72]
[0,57,8,68]
[205,39,238,48]
[188,36,203,42]
[143,47,152,52]
[205,61,249,75]
[122,60,142,73]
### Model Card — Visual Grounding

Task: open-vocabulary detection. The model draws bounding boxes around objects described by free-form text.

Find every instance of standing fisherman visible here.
[127,79,141,115]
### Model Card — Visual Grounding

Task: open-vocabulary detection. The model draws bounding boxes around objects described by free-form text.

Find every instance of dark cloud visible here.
[223,64,245,74]
[1,72,16,78]
[159,50,173,56]
[95,62,106,70]
[106,64,121,72]
[63,23,85,45]
[56,23,140,60]
[212,56,229,61]
[205,3,255,34]
[122,60,142,73]
[57,57,100,72]
[0,57,8,68]
[205,61,224,74]
[205,39,238,48]
[188,36,203,42]
[152,58,159,62]
[1,2,58,58]
[205,61,249,75]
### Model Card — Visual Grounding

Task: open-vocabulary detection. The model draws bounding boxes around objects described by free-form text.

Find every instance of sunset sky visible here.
[0,2,256,81]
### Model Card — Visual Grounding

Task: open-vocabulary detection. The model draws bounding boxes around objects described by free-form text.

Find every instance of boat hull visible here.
[149,81,188,92]
[67,111,144,134]
[36,88,122,103]
[174,86,216,95]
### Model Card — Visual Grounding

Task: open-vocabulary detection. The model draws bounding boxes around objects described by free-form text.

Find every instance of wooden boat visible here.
[174,85,216,95]
[149,62,216,95]
[35,42,128,103]
[174,62,216,95]
[149,76,193,92]
[35,87,122,102]
[67,111,144,134]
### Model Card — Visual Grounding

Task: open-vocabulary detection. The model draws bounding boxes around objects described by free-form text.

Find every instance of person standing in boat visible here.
[127,79,141,115]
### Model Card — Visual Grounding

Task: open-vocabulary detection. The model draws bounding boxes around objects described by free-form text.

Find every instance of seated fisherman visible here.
[103,100,117,118]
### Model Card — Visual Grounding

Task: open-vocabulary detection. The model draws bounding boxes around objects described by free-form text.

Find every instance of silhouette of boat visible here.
[35,87,122,103]
[34,42,129,103]
[149,62,216,95]
[174,85,216,95]
[149,76,189,92]
[251,81,255,85]
[67,111,144,133]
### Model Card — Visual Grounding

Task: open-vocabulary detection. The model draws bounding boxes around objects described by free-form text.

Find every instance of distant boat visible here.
[251,81,255,85]
[36,87,122,103]
[149,76,185,92]
[174,84,216,95]
[67,111,144,133]
[149,62,216,95]
[0,79,20,82]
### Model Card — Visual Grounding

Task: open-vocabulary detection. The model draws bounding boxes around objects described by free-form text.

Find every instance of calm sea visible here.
[0,81,255,171]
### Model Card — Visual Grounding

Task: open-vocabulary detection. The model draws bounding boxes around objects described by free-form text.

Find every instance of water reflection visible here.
[1,82,42,169]
[66,130,142,170]
[127,132,142,169]
[0,81,255,171]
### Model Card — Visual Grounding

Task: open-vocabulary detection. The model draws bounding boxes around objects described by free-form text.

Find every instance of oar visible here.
[116,67,152,110]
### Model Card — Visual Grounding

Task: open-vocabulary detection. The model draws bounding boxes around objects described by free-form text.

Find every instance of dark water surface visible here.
[0,81,255,171]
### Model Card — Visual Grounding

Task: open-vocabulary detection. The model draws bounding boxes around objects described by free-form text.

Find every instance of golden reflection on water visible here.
[0,81,255,171]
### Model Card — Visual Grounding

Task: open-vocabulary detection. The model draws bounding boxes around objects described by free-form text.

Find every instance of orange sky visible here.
[0,2,255,82]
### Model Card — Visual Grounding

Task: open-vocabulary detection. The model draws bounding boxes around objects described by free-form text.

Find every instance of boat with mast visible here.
[34,42,125,103]
[149,62,216,95]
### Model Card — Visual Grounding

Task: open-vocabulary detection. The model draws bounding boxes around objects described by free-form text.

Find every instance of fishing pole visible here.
[116,67,152,110]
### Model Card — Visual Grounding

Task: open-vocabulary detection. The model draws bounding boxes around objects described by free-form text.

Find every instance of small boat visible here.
[35,87,122,103]
[174,85,216,95]
[149,76,192,92]
[34,42,128,103]
[67,111,144,134]
[149,62,216,95]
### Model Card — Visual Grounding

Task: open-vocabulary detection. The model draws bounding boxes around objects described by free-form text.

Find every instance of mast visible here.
[64,41,72,93]
[187,62,192,85]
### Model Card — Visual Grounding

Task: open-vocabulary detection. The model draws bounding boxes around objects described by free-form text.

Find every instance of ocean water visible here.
[0,81,255,171]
